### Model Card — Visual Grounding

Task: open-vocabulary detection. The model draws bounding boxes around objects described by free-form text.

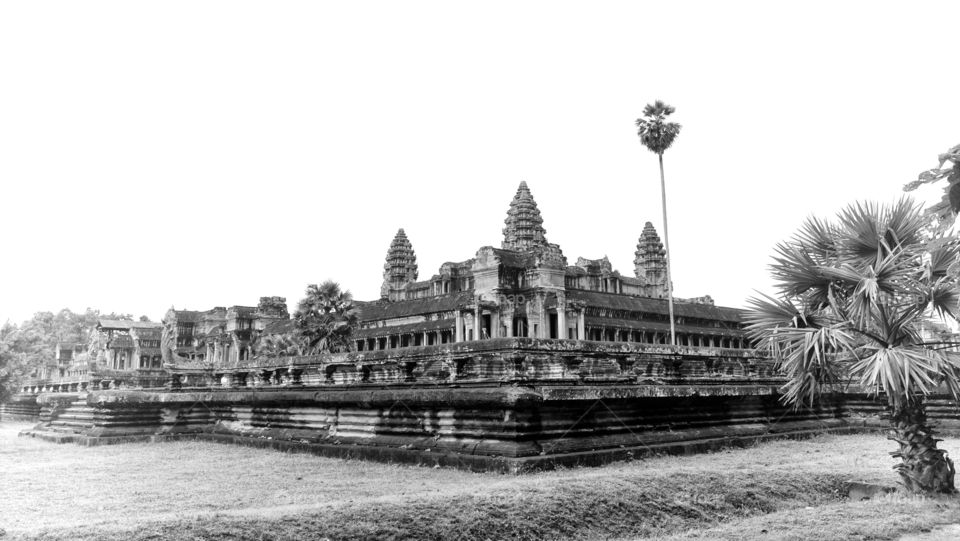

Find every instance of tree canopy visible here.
[904,143,960,231]
[0,308,132,401]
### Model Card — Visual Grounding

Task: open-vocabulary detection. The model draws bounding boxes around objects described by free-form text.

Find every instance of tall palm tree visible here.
[293,281,359,354]
[636,100,682,345]
[746,198,960,493]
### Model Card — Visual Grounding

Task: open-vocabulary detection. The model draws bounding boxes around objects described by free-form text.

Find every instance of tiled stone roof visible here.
[583,316,746,337]
[262,319,296,335]
[354,318,455,339]
[97,319,162,330]
[567,290,744,322]
[491,248,535,268]
[358,291,474,321]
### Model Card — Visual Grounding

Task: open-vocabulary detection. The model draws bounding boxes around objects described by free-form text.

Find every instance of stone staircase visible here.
[20,395,96,444]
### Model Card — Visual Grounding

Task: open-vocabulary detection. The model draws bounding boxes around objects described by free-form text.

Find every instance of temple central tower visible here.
[381,228,418,300]
[502,181,548,252]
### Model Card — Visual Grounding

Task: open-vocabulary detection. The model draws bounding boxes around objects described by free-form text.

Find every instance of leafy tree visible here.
[636,100,682,345]
[0,322,25,403]
[746,198,960,493]
[0,308,131,397]
[904,143,960,231]
[293,281,358,354]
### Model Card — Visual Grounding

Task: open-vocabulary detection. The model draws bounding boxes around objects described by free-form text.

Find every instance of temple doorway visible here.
[513,316,528,337]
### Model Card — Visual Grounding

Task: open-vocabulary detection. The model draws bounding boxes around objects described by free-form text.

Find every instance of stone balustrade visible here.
[166,337,776,391]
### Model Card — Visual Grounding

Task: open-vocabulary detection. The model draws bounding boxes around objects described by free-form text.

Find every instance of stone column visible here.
[455,310,463,343]
[556,295,566,340]
[537,294,546,338]
[577,310,585,341]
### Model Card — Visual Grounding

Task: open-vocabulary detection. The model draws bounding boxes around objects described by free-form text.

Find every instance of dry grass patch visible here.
[2,422,959,540]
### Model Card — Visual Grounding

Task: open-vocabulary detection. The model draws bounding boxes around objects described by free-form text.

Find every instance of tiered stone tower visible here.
[634,221,668,298]
[502,181,548,251]
[381,228,418,301]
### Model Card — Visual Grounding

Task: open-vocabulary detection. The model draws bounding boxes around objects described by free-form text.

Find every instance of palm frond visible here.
[928,278,960,322]
[836,201,882,264]
[883,197,925,251]
[851,346,946,407]
[744,293,803,343]
[794,216,838,264]
[927,241,960,279]
[774,326,856,409]
[770,242,834,299]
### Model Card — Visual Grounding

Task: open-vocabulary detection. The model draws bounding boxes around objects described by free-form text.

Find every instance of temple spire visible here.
[635,222,668,297]
[381,228,418,300]
[502,181,548,252]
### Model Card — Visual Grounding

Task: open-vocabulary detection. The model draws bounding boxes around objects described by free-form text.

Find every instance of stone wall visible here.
[0,392,41,421]
[15,339,960,471]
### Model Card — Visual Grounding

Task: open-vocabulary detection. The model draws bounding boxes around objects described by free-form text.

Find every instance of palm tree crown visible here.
[293,281,358,354]
[636,100,682,155]
[746,198,960,492]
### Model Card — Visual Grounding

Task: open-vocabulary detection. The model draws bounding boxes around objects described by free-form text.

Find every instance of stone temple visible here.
[358,181,748,351]
[4,182,934,471]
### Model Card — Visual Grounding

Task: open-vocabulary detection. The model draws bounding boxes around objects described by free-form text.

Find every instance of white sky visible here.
[1,1,958,325]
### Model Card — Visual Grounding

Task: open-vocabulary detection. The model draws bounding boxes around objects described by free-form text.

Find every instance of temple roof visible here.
[583,316,746,337]
[490,248,536,269]
[358,291,474,321]
[262,319,296,335]
[97,319,162,330]
[502,181,548,252]
[107,335,134,348]
[566,290,744,322]
[205,325,225,337]
[354,318,454,339]
[169,310,202,322]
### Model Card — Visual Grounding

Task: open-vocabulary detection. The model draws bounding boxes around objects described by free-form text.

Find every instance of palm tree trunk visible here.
[658,153,676,346]
[889,397,956,493]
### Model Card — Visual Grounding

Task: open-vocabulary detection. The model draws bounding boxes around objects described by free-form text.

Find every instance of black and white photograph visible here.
[2,1,960,539]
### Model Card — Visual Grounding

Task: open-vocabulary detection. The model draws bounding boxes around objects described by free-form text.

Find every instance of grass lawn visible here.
[2,421,959,540]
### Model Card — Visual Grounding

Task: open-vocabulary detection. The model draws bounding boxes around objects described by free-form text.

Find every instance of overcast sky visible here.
[1,1,958,325]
